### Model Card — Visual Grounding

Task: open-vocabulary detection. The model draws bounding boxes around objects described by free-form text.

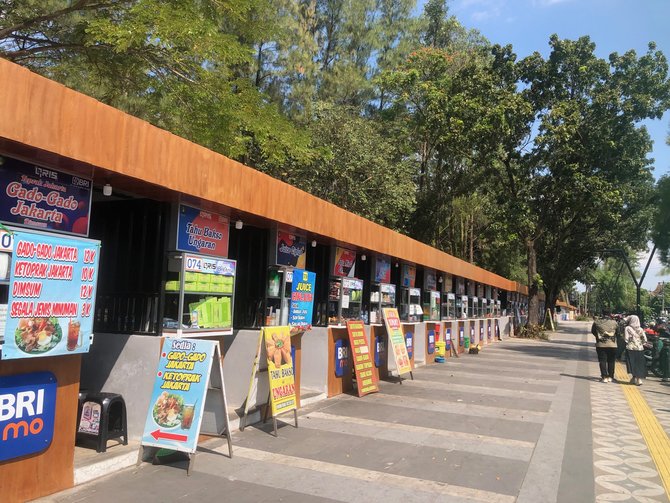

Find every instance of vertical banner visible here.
[401,264,416,288]
[382,308,412,376]
[263,326,297,416]
[374,256,391,283]
[288,269,316,332]
[2,229,100,360]
[140,338,216,453]
[332,247,356,277]
[346,320,379,397]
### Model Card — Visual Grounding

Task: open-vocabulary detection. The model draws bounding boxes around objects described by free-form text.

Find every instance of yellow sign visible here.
[263,326,297,416]
[382,308,412,376]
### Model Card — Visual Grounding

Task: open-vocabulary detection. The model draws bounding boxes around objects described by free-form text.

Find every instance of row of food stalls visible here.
[0,59,533,502]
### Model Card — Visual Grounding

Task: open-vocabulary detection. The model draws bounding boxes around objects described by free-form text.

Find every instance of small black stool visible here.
[77,392,128,453]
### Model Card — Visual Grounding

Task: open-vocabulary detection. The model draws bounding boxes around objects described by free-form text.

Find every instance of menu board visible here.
[382,308,412,376]
[263,326,297,416]
[288,269,316,331]
[2,228,100,360]
[177,204,229,258]
[0,156,92,236]
[140,338,215,453]
[346,320,379,397]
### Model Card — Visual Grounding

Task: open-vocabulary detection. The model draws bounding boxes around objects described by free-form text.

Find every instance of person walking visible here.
[624,315,647,385]
[592,316,618,382]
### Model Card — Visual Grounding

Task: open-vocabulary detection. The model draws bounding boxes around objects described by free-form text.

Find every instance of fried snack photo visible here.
[265,330,292,367]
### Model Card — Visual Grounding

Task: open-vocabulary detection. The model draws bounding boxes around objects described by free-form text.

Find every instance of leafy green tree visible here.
[279,103,415,230]
[653,175,670,265]
[488,36,670,325]
[0,0,313,167]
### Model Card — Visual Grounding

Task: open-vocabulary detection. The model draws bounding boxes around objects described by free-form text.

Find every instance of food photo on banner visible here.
[0,156,92,236]
[263,326,296,416]
[288,269,316,333]
[276,231,307,268]
[176,204,229,258]
[1,227,100,360]
[141,338,216,453]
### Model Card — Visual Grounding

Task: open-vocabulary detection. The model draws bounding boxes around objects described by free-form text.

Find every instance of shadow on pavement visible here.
[500,343,591,362]
[560,373,600,382]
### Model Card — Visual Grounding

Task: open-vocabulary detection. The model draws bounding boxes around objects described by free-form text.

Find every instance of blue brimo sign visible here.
[0,371,57,462]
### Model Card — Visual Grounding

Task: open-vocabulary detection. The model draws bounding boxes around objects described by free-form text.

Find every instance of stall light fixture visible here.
[103,184,112,196]
[235,219,244,230]
[311,240,317,247]
[361,254,366,261]
[395,262,399,268]
[438,276,443,283]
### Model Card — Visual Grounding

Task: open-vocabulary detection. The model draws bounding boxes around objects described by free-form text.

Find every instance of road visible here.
[38,321,670,503]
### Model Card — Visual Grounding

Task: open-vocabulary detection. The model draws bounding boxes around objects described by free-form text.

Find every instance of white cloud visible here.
[458,0,505,21]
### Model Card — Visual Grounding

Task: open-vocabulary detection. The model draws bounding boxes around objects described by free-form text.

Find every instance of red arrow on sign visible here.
[150,429,188,442]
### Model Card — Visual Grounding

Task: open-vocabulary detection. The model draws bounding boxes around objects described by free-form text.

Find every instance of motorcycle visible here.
[643,333,670,377]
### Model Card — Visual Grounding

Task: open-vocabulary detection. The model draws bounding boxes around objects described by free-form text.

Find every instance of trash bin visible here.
[435,340,446,358]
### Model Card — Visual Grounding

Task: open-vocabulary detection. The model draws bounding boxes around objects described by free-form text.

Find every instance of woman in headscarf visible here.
[625,315,647,385]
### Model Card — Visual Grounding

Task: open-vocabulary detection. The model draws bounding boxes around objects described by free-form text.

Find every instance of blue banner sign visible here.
[0,371,57,462]
[176,204,229,258]
[0,156,92,236]
[288,269,316,331]
[141,338,216,453]
[334,339,349,377]
[2,229,100,360]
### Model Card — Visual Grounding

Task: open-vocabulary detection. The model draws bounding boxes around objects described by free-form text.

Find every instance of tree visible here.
[278,103,416,230]
[653,175,670,265]
[0,0,314,168]
[488,36,670,325]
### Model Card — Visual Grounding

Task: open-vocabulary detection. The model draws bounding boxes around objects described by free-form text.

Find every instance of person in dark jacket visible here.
[592,317,618,382]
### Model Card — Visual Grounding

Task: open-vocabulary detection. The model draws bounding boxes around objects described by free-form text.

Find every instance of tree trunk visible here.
[526,238,539,326]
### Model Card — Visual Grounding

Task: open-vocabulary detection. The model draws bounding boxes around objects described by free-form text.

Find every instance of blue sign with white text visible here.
[0,371,57,462]
[288,269,316,331]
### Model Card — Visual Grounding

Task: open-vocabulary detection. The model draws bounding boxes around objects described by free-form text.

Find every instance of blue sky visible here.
[432,0,670,289]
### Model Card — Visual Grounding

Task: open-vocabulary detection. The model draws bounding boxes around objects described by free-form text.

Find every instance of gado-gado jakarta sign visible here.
[0,156,92,236]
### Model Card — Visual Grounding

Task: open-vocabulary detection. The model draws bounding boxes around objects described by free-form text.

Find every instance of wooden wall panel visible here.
[0,356,80,503]
[0,60,523,292]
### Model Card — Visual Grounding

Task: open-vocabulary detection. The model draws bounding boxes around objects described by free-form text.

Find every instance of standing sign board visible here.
[139,338,232,473]
[241,326,298,436]
[346,320,379,397]
[288,269,316,332]
[1,228,100,360]
[382,308,413,379]
[0,156,92,236]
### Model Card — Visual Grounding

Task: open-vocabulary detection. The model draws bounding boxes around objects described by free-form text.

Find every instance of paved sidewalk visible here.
[36,321,670,503]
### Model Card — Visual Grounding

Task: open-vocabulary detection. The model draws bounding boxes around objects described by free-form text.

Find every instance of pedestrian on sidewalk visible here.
[624,314,647,385]
[592,316,618,382]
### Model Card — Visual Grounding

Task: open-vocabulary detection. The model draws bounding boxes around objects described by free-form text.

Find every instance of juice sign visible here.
[0,372,57,463]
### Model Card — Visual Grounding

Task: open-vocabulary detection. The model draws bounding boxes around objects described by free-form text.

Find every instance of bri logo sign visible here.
[0,371,57,463]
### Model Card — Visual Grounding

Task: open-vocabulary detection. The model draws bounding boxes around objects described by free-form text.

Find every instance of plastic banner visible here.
[141,338,216,453]
[346,320,379,397]
[263,326,297,416]
[2,228,100,360]
[382,308,412,375]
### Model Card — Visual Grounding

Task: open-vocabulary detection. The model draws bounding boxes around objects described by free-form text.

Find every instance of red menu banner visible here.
[345,320,379,397]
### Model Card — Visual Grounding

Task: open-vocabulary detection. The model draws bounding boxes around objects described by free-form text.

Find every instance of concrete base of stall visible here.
[80,327,331,443]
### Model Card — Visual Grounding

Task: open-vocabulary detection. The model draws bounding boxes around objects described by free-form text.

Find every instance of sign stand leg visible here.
[409,371,414,380]
[187,453,195,476]
[136,446,145,467]
[293,408,299,428]
[263,391,271,423]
